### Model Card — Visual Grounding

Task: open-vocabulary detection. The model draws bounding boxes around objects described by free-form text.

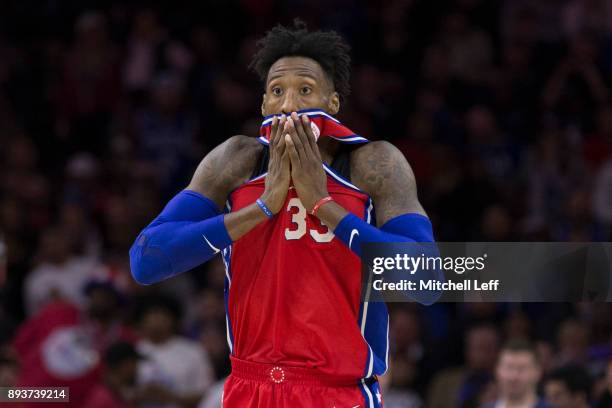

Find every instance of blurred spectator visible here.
[561,0,612,38]
[379,358,424,408]
[133,72,200,194]
[23,225,102,315]
[12,301,102,407]
[123,8,193,97]
[0,2,611,406]
[83,341,142,408]
[427,323,500,408]
[544,364,592,408]
[501,1,566,44]
[464,106,520,184]
[552,187,606,241]
[535,341,556,378]
[62,152,101,208]
[524,129,585,236]
[503,310,532,342]
[485,340,548,408]
[556,319,590,367]
[58,202,103,259]
[436,11,492,85]
[52,11,121,153]
[542,32,609,124]
[12,278,135,407]
[135,294,213,408]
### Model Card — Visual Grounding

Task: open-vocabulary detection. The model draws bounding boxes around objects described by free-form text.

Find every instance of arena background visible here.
[1,0,612,407]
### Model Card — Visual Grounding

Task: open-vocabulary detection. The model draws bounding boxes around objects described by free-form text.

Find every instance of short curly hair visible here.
[250,19,351,101]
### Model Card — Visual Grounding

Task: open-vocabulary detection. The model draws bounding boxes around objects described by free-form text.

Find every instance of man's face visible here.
[141,308,175,342]
[496,351,541,401]
[87,287,119,322]
[261,56,339,116]
[545,380,582,408]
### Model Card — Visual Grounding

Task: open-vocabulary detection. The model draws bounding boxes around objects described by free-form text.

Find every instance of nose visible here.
[280,89,299,114]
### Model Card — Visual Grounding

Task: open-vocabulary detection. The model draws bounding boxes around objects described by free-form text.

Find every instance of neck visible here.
[317,138,340,164]
[503,392,537,408]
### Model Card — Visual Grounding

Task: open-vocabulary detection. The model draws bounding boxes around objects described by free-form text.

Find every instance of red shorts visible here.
[223,357,383,408]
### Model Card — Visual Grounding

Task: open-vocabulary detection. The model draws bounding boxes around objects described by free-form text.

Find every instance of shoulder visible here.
[220,134,263,155]
[206,135,263,170]
[187,135,263,207]
[210,135,264,185]
[351,140,401,157]
[349,140,425,224]
[350,140,415,195]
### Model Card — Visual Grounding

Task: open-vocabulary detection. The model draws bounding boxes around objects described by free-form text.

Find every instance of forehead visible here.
[545,380,568,392]
[267,56,328,85]
[500,351,537,365]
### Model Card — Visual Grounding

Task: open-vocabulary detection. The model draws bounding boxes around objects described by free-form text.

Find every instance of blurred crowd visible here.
[1,0,612,407]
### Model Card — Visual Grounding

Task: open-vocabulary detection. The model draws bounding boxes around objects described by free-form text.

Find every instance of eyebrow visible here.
[267,71,319,84]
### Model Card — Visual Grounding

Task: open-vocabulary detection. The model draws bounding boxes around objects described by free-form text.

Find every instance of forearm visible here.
[329,209,442,305]
[224,201,270,241]
[317,201,434,253]
[130,190,269,285]
[332,212,433,257]
[314,201,349,230]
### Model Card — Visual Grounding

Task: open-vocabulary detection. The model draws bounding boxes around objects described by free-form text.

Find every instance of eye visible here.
[271,87,282,96]
[300,86,312,95]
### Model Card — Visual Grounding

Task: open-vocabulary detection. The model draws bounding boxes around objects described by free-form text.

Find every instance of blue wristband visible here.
[256,198,274,218]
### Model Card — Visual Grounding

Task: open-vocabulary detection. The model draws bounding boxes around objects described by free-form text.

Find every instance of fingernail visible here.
[302,114,309,122]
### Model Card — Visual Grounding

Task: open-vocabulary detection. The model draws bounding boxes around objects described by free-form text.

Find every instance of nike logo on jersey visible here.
[202,234,220,254]
[349,229,359,249]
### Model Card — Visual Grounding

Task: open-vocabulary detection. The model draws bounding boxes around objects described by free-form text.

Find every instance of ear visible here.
[261,93,267,116]
[327,91,340,115]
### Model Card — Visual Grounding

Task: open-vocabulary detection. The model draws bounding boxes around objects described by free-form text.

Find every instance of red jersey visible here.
[222,148,389,384]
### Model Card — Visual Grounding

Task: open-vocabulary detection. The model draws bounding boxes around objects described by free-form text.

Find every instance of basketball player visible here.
[130,21,437,408]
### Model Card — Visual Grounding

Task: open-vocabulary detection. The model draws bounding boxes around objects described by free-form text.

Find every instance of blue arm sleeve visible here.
[129,190,232,285]
[334,212,442,305]
[334,213,435,255]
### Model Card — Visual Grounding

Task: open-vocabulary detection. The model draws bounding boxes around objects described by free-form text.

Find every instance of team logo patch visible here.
[310,121,320,141]
[269,366,285,383]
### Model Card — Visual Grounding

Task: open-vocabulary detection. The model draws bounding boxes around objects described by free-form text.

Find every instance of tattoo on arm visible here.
[187,136,262,209]
[351,141,426,226]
